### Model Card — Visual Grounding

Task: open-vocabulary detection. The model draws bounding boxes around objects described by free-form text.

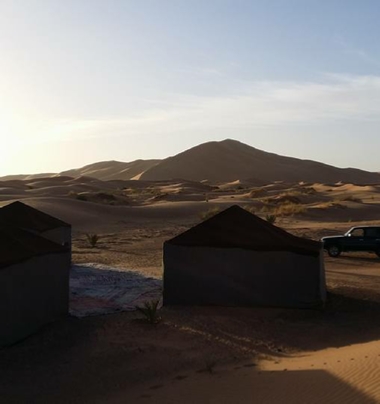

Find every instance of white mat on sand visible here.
[69,263,162,317]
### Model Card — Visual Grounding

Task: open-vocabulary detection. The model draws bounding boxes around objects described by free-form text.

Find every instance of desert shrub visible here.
[271,193,302,205]
[262,202,306,217]
[204,357,217,374]
[266,214,277,224]
[249,188,266,198]
[96,192,116,201]
[275,202,306,216]
[315,202,347,210]
[76,193,88,201]
[68,191,88,201]
[332,203,347,209]
[339,195,363,203]
[150,189,162,196]
[305,187,317,195]
[135,300,161,324]
[86,233,99,248]
[200,207,221,221]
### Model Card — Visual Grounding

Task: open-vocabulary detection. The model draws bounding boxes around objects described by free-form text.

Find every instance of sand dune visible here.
[0,173,55,181]
[61,159,161,181]
[2,175,380,226]
[140,139,380,184]
[2,139,380,185]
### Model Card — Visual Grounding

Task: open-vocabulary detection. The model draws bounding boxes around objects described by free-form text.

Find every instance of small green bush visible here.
[266,214,277,224]
[86,233,99,248]
[135,300,161,324]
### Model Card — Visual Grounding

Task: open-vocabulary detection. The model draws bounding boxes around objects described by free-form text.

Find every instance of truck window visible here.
[350,228,364,237]
[365,228,377,237]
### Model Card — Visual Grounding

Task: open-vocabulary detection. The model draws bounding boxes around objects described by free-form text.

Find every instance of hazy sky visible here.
[1,0,380,175]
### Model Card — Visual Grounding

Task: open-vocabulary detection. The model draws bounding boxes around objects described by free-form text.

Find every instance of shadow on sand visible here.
[70,264,162,317]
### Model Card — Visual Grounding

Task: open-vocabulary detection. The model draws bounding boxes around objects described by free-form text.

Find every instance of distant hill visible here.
[60,159,161,181]
[1,139,379,184]
[139,139,380,184]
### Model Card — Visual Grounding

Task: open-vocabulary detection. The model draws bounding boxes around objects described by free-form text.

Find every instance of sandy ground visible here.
[2,178,380,403]
[124,340,380,404]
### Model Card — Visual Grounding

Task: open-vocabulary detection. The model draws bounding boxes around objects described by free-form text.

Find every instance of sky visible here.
[1,0,380,175]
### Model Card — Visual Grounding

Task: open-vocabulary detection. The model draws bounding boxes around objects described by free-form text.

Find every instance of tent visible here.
[0,226,71,346]
[163,205,326,308]
[0,201,71,248]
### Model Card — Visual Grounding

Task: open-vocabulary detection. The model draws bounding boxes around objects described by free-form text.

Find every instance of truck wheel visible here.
[328,245,341,257]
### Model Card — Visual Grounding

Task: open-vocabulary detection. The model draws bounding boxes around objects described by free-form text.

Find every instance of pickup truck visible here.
[321,226,380,258]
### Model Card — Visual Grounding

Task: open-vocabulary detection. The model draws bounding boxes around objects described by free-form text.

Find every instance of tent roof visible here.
[166,205,321,256]
[0,226,68,270]
[0,201,70,232]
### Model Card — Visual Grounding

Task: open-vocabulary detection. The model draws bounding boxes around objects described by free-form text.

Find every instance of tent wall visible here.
[0,252,71,346]
[163,244,326,308]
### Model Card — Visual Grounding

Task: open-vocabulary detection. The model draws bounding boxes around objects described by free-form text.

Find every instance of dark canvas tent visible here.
[0,201,71,248]
[163,205,326,308]
[0,226,71,346]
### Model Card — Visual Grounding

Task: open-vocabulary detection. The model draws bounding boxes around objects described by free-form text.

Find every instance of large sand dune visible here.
[140,139,380,183]
[2,139,380,184]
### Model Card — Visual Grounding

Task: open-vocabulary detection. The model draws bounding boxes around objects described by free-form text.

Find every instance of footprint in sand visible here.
[174,375,188,381]
[150,385,164,390]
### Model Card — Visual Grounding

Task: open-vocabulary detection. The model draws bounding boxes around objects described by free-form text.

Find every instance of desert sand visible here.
[1,164,380,403]
[123,340,380,404]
